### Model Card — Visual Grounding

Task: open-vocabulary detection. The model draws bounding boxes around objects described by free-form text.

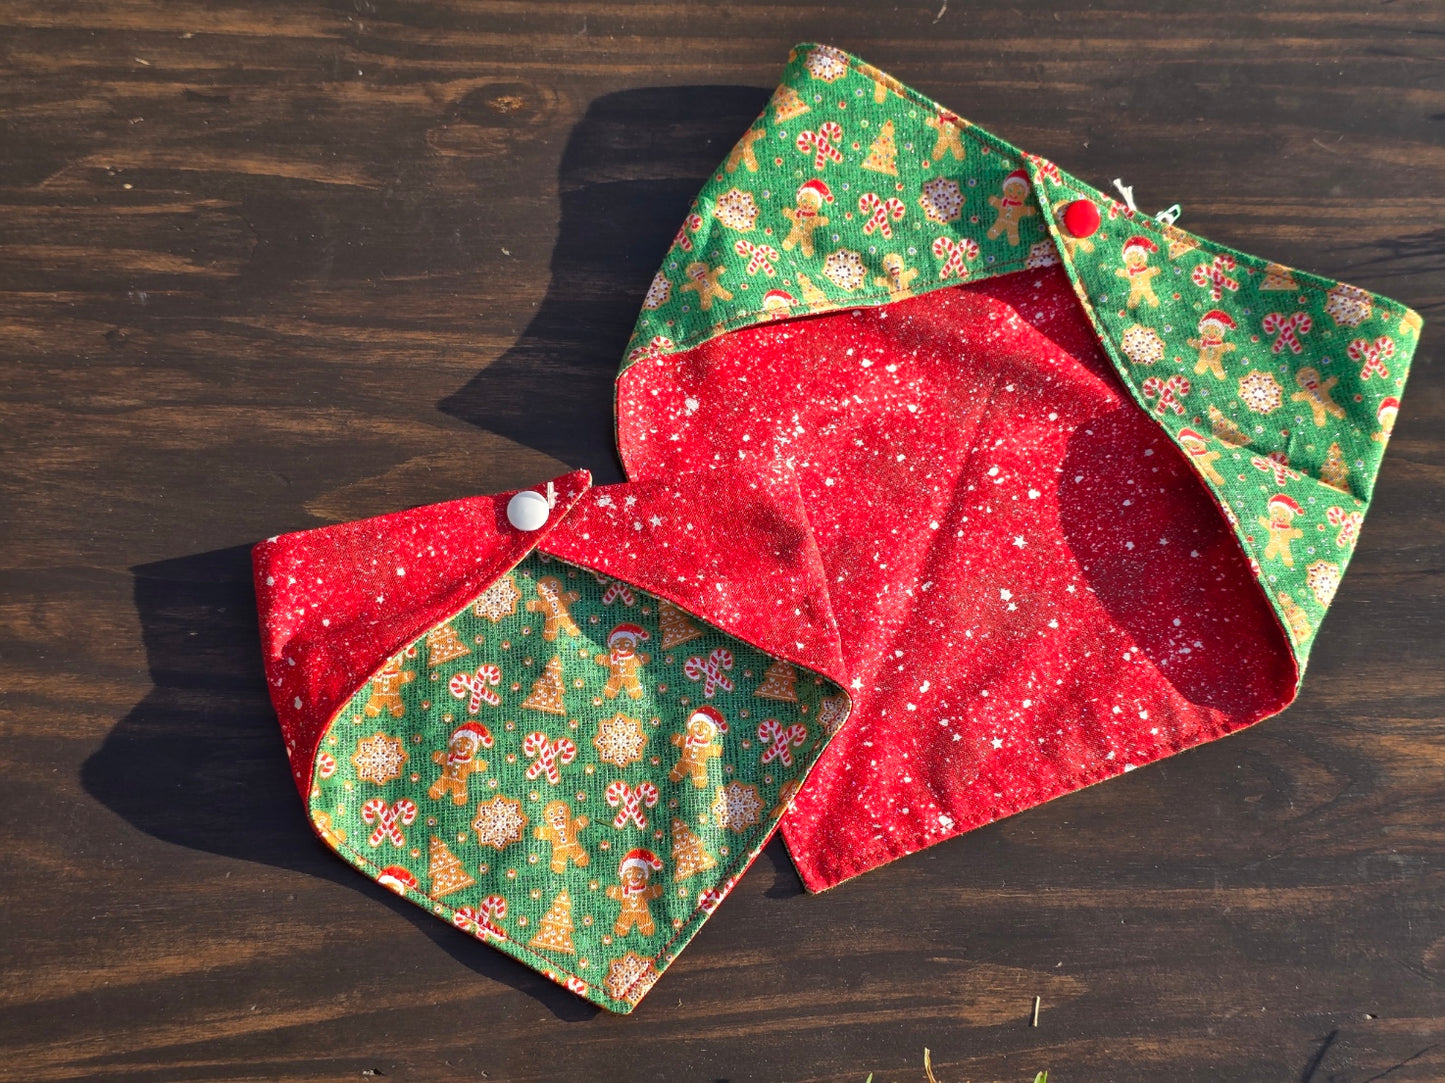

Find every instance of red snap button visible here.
[1061,199,1101,239]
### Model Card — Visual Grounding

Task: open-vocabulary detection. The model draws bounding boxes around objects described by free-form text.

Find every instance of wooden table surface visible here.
[3,2,1441,1080]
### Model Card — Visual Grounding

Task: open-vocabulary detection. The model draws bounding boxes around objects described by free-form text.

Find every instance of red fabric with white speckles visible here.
[616,264,1298,892]
[253,470,593,798]
[539,465,847,685]
[253,466,849,801]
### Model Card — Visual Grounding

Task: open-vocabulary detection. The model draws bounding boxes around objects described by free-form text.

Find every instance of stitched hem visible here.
[305,548,851,1013]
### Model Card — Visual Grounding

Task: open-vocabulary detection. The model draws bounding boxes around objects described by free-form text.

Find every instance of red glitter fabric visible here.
[253,465,848,799]
[617,265,1298,891]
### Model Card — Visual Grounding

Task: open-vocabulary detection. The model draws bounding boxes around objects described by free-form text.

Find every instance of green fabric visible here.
[308,551,848,1013]
[620,42,1420,668]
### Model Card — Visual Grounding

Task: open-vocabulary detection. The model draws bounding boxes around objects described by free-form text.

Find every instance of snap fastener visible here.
[507,490,550,531]
[1061,199,1101,239]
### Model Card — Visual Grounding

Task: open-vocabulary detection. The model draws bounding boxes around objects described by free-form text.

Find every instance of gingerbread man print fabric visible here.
[305,548,846,1013]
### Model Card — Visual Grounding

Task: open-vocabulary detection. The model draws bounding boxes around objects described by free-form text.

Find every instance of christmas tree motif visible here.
[1261,262,1298,291]
[521,655,568,715]
[427,837,475,898]
[657,600,704,650]
[424,624,470,669]
[754,659,799,702]
[795,271,831,309]
[527,890,576,954]
[1208,404,1250,449]
[861,119,899,176]
[1162,224,1199,261]
[669,818,717,881]
[772,84,810,122]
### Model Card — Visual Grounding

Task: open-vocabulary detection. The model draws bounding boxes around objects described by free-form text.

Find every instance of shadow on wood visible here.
[437,84,773,476]
[79,545,601,1021]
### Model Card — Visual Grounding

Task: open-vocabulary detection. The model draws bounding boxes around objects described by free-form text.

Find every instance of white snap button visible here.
[506,490,550,531]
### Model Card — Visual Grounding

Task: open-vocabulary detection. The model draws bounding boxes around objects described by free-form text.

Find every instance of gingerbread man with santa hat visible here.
[606,848,666,937]
[669,705,727,788]
[986,168,1037,246]
[1117,234,1163,309]
[595,622,650,700]
[781,178,833,258]
[427,721,492,805]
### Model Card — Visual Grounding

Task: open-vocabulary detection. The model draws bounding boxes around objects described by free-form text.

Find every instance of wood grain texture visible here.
[1,1,1441,1080]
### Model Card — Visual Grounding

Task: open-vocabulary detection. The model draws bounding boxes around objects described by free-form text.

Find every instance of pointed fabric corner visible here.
[257,465,851,1013]
[540,464,848,686]
[1022,158,1419,664]
[253,469,592,795]
[614,43,1419,892]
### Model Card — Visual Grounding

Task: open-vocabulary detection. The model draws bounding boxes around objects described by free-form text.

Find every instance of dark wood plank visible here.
[1,1,1441,1080]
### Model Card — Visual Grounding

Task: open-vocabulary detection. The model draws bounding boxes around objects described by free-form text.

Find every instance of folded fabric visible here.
[254,465,851,1012]
[615,44,1421,892]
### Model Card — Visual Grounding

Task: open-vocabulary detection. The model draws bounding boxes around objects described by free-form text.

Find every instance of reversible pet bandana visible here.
[614,44,1420,892]
[254,466,851,1012]
[256,43,1419,1014]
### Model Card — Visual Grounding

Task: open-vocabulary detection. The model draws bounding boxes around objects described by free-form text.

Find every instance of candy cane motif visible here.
[316,751,337,778]
[564,976,589,996]
[1192,255,1240,301]
[626,334,675,365]
[796,121,844,170]
[604,780,659,829]
[932,236,979,281]
[522,732,577,784]
[697,875,738,914]
[1327,506,1363,548]
[858,192,906,238]
[733,239,780,276]
[360,798,417,848]
[1023,153,1061,185]
[453,894,507,938]
[683,648,735,698]
[598,577,637,607]
[672,212,703,253]
[449,663,502,713]
[1348,336,1395,380]
[757,718,809,768]
[1141,374,1191,415]
[1262,311,1312,354]
[1251,451,1300,487]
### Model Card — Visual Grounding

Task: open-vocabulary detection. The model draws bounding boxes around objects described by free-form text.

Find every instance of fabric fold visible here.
[614,43,1418,891]
[254,465,851,1012]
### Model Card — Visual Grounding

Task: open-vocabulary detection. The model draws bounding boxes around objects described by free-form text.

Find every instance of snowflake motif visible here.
[604,951,659,1005]
[1238,370,1284,414]
[1119,324,1165,366]
[642,272,670,310]
[918,177,963,224]
[711,781,763,832]
[1306,560,1342,607]
[1325,283,1372,329]
[1025,240,1060,269]
[473,575,521,622]
[804,45,848,82]
[713,187,759,232]
[822,249,866,291]
[351,733,408,786]
[471,795,527,850]
[593,712,648,768]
